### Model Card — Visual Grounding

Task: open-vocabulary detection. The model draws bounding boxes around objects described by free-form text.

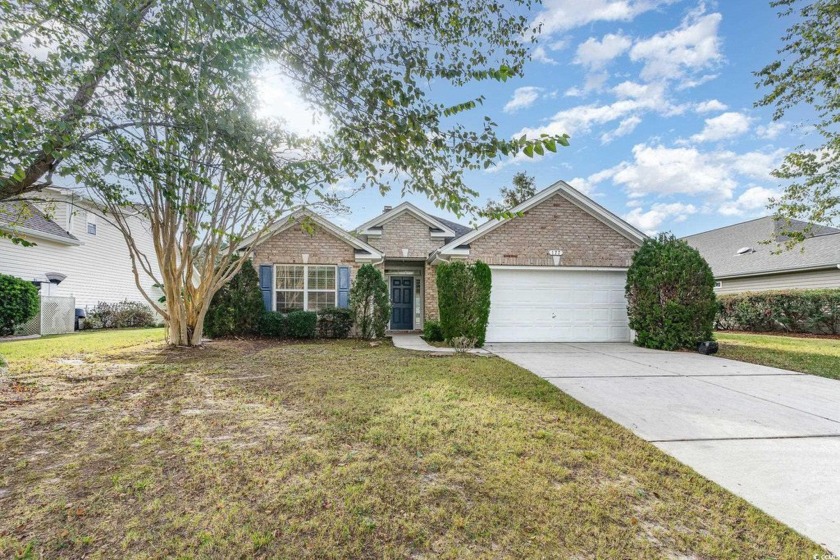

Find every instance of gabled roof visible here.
[436,179,646,257]
[355,202,464,238]
[0,200,81,245]
[238,208,382,259]
[683,216,840,278]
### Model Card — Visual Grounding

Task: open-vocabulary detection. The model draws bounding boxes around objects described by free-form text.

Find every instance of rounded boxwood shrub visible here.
[626,233,716,350]
[286,310,317,338]
[204,260,264,338]
[422,319,444,342]
[0,273,39,335]
[258,312,287,338]
[317,308,353,338]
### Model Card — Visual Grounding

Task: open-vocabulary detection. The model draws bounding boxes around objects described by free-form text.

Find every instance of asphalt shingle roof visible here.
[682,217,840,278]
[0,201,78,242]
[429,214,473,239]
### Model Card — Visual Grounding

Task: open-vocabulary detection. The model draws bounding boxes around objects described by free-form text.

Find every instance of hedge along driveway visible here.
[0,333,824,558]
[717,289,840,334]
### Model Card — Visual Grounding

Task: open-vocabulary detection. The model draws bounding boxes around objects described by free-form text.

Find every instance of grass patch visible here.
[0,328,165,363]
[0,333,824,558]
[716,331,840,380]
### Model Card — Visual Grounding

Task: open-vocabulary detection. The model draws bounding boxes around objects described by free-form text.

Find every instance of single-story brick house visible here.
[240,180,646,342]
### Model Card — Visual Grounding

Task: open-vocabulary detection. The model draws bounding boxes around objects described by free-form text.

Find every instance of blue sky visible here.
[260,1,812,237]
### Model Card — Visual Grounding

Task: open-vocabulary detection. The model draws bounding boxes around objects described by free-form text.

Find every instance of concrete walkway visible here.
[390,333,491,355]
[487,342,840,553]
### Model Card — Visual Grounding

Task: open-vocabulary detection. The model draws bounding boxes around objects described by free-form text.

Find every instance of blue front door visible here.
[390,277,414,330]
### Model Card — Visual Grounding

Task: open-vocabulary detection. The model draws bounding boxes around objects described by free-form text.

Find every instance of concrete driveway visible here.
[487,342,840,553]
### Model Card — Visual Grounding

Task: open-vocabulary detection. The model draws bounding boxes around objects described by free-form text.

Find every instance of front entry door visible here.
[390,277,414,330]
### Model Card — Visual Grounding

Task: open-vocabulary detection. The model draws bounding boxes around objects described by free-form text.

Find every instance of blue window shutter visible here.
[259,265,273,311]
[337,266,350,308]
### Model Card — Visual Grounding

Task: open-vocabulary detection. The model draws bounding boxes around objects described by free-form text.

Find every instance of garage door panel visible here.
[487,268,631,343]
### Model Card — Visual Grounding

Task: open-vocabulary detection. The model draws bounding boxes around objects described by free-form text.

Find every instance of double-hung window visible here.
[275,265,336,312]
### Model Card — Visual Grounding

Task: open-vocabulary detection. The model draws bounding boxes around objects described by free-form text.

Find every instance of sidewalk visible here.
[389,333,491,355]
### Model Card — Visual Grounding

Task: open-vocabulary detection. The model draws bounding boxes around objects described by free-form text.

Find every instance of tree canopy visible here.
[1,0,569,345]
[755,0,840,244]
[481,172,537,217]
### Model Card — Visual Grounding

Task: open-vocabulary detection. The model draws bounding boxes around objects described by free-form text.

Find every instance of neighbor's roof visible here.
[0,200,80,244]
[682,216,840,278]
[429,214,472,239]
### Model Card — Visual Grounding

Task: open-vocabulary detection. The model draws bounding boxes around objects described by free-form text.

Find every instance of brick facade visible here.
[424,263,439,321]
[364,211,445,258]
[466,193,639,267]
[253,193,639,327]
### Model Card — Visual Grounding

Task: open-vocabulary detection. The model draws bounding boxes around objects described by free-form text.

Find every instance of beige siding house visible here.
[0,188,163,309]
[244,180,647,343]
[683,217,840,295]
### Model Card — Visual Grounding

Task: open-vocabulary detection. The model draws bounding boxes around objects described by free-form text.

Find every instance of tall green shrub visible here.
[626,233,716,350]
[204,260,264,338]
[349,264,390,339]
[0,274,39,335]
[436,260,492,347]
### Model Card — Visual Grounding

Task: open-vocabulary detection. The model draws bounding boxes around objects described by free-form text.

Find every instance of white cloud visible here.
[534,0,673,35]
[690,111,752,142]
[574,33,633,69]
[756,121,786,139]
[624,202,697,233]
[601,116,642,143]
[504,87,544,113]
[516,81,673,139]
[719,186,779,216]
[531,45,559,65]
[629,10,722,83]
[694,99,728,113]
[584,143,785,199]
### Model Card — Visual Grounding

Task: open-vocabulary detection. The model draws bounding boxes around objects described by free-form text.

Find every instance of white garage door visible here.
[486,267,631,343]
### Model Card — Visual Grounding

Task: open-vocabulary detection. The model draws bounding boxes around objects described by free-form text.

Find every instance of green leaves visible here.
[755,0,840,238]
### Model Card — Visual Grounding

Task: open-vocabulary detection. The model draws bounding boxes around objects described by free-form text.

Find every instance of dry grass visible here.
[0,331,824,559]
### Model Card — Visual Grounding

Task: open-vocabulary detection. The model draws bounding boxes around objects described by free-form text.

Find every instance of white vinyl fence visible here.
[16,296,76,336]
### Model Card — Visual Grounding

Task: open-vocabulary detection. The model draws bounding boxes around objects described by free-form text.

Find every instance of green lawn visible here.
[716,331,840,380]
[0,331,824,558]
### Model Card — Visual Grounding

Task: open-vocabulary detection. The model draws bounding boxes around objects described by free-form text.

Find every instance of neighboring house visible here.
[0,187,163,309]
[683,217,840,294]
[242,180,646,342]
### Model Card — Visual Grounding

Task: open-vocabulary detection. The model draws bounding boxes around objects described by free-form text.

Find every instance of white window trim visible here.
[714,280,722,289]
[272,264,338,312]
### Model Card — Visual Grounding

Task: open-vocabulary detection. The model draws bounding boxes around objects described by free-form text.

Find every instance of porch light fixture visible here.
[548,249,563,266]
[401,248,409,257]
[301,253,309,264]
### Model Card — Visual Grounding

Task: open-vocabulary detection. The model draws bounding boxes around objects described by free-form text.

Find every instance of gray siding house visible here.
[683,217,840,294]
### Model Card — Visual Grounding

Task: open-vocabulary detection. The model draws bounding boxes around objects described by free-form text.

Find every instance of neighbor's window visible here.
[86,212,97,235]
[275,264,336,312]
[714,281,722,289]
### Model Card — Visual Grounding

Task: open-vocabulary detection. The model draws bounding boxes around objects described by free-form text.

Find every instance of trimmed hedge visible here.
[423,319,444,342]
[436,260,492,347]
[626,233,717,350]
[317,308,353,338]
[204,260,264,338]
[258,312,287,338]
[0,273,39,336]
[85,300,155,329]
[257,311,317,339]
[716,289,840,334]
